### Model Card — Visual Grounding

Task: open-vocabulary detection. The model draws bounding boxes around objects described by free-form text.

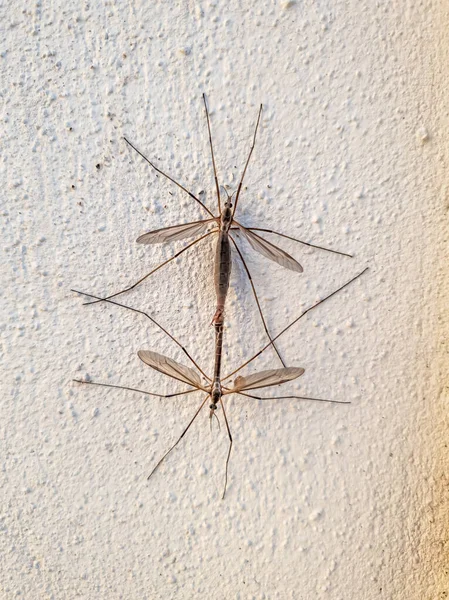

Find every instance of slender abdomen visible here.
[212,231,232,324]
[213,323,224,381]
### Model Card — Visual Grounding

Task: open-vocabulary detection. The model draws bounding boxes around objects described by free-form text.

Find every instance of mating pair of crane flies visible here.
[74,94,366,498]
[84,96,351,363]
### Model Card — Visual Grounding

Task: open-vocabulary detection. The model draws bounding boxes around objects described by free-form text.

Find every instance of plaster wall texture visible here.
[1,1,448,599]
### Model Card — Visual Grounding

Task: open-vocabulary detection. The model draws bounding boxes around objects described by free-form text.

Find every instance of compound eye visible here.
[209,404,217,410]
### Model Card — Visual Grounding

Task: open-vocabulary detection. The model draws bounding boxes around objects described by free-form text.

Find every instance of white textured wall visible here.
[2,1,448,598]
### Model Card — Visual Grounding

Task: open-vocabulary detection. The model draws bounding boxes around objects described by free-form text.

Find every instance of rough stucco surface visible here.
[1,1,448,598]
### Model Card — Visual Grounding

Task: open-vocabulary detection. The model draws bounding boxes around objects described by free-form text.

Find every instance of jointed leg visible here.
[232,104,263,218]
[73,379,198,399]
[236,391,350,404]
[229,235,286,368]
[247,227,352,258]
[223,267,369,381]
[202,94,221,214]
[124,137,214,218]
[147,394,209,480]
[82,231,214,305]
[71,290,211,382]
[219,397,233,500]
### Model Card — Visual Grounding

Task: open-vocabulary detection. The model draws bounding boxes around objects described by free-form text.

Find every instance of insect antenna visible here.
[210,410,221,433]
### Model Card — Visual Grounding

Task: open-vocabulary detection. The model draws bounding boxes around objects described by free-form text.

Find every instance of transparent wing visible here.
[137,219,215,244]
[231,366,305,392]
[235,224,303,272]
[138,350,205,389]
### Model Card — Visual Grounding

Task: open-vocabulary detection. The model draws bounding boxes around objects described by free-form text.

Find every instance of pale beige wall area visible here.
[1,1,448,598]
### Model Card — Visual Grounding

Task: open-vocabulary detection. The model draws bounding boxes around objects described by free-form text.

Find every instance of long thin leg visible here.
[229,234,286,368]
[247,227,352,258]
[219,397,233,500]
[71,290,211,382]
[73,379,198,399]
[231,104,263,218]
[203,94,221,214]
[82,231,214,305]
[123,137,215,218]
[235,391,350,404]
[147,394,209,480]
[223,267,368,381]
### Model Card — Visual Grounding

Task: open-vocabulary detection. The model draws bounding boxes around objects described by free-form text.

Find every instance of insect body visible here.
[137,345,305,498]
[212,198,233,325]
[74,268,367,497]
[72,95,366,498]
[83,96,352,367]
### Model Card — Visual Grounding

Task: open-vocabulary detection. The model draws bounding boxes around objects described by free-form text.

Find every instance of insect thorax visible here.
[211,379,222,406]
[220,205,233,232]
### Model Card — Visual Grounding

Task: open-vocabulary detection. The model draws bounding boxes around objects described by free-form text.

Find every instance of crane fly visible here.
[81,95,352,367]
[73,267,367,498]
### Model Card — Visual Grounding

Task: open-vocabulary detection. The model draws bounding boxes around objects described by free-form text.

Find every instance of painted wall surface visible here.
[1,1,448,598]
